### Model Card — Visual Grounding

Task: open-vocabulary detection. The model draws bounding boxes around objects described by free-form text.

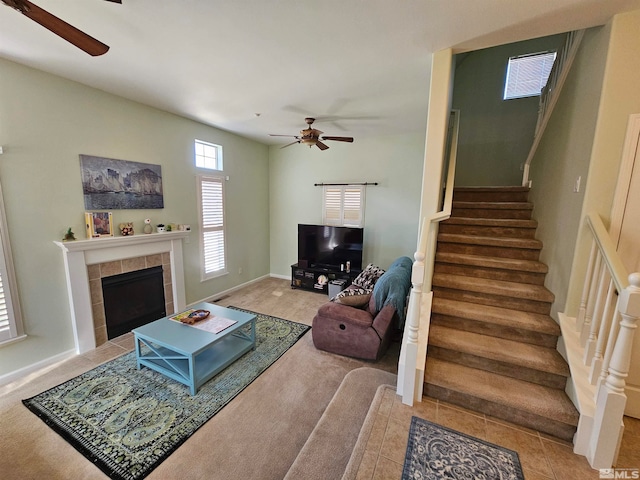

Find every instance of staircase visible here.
[423,186,580,441]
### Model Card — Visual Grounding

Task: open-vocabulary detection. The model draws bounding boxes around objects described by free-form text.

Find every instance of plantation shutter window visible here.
[322,185,365,227]
[198,175,227,280]
[0,181,24,345]
[503,51,556,100]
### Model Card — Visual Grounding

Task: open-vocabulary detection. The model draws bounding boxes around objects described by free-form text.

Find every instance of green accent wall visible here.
[453,35,565,186]
[0,58,269,377]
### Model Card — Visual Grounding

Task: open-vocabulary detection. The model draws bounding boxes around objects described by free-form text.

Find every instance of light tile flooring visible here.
[355,386,640,480]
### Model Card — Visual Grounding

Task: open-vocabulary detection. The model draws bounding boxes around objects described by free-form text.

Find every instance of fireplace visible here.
[55,231,189,354]
[102,266,166,339]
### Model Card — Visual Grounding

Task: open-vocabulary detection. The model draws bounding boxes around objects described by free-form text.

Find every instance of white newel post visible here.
[398,250,425,406]
[588,273,640,469]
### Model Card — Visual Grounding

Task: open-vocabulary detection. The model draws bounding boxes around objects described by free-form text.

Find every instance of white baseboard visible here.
[0,348,76,388]
[624,384,640,418]
[270,273,291,281]
[194,274,271,305]
[193,274,289,305]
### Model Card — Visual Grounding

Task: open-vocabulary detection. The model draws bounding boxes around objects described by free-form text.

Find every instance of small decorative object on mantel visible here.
[143,218,153,234]
[62,228,76,242]
[119,222,134,236]
[156,223,165,233]
[85,212,114,238]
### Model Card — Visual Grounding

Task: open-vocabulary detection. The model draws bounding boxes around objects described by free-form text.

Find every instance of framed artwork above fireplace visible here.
[79,154,164,210]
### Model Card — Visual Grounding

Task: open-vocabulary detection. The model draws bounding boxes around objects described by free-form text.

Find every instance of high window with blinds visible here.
[0,181,24,345]
[322,185,365,227]
[197,175,227,280]
[503,51,556,100]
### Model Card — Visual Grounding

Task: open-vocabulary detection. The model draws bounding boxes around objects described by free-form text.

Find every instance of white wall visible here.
[528,26,610,320]
[268,132,425,277]
[564,9,640,316]
[0,59,270,377]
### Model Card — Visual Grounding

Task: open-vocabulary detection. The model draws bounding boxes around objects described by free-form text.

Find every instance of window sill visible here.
[0,334,27,348]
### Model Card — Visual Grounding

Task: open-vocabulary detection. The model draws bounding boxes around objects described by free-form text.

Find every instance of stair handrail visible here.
[522,30,585,187]
[398,110,459,405]
[575,212,640,468]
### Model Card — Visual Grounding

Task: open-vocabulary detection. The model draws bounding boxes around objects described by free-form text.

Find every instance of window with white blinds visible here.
[503,51,556,100]
[0,181,24,345]
[197,175,227,280]
[322,185,365,227]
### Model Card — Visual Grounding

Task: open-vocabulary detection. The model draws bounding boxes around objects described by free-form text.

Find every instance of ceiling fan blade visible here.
[316,141,329,151]
[104,0,122,3]
[3,0,110,56]
[321,136,354,143]
[269,134,299,137]
[281,141,300,149]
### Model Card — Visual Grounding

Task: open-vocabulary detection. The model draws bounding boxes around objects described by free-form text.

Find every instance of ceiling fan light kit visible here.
[2,0,120,56]
[270,117,354,151]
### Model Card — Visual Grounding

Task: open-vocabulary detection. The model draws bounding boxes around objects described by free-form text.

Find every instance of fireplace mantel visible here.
[55,231,189,354]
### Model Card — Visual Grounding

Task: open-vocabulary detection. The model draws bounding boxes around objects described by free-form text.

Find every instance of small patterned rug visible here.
[22,308,309,480]
[402,416,525,480]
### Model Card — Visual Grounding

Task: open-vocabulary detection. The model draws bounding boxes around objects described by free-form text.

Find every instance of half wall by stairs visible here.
[424,186,580,441]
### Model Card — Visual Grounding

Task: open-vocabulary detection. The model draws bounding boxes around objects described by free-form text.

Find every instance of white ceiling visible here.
[2,0,640,145]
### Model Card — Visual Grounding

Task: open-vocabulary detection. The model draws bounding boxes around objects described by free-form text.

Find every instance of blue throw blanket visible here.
[373,256,413,318]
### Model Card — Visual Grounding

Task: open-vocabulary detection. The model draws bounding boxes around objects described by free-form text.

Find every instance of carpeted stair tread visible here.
[452,201,533,211]
[442,217,538,228]
[425,358,579,427]
[435,252,548,273]
[438,233,542,250]
[428,325,569,377]
[431,297,560,337]
[432,273,554,303]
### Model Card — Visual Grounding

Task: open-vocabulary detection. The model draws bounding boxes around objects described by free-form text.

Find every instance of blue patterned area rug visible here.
[22,308,309,480]
[402,416,525,480]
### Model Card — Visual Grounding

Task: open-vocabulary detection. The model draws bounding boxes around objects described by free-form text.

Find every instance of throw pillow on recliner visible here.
[334,287,371,307]
[352,264,385,291]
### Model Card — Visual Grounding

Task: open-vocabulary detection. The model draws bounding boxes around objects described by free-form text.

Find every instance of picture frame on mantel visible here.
[85,212,114,238]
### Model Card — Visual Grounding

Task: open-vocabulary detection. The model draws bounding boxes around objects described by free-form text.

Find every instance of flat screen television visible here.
[298,224,364,271]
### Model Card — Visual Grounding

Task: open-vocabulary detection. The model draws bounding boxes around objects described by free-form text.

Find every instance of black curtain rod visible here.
[314,182,378,186]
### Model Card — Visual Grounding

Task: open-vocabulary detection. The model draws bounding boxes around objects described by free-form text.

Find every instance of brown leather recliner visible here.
[312,256,412,361]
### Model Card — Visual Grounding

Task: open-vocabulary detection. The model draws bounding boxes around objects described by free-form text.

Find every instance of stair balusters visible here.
[573,212,640,469]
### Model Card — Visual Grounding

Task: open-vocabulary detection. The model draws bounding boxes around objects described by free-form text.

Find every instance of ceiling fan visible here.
[270,117,354,151]
[1,0,120,56]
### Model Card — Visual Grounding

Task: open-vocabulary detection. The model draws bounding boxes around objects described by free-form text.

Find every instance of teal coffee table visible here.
[133,302,256,395]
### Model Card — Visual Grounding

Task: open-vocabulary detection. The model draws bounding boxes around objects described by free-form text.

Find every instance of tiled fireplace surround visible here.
[55,231,189,354]
[88,253,174,347]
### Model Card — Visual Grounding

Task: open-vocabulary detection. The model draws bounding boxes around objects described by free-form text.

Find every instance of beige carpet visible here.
[0,278,400,479]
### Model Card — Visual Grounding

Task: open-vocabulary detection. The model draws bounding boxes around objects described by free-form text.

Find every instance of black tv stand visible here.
[290,263,360,294]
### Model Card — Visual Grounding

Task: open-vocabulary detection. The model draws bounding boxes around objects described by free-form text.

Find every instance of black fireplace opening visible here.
[102,266,166,339]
